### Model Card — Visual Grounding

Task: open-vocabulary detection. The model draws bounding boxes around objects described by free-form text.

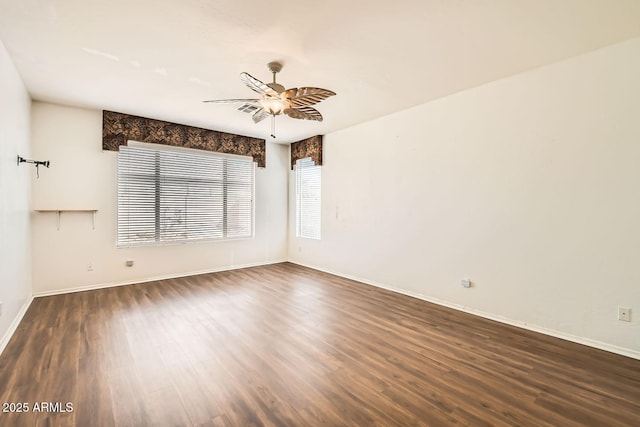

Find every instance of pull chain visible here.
[271,115,276,139]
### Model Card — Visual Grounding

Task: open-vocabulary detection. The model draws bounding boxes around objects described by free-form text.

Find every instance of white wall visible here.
[31,102,288,294]
[0,41,32,351]
[289,38,640,357]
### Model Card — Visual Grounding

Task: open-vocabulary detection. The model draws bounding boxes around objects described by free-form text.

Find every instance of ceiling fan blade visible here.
[284,106,323,122]
[252,108,269,123]
[203,98,259,104]
[240,72,279,97]
[283,87,336,107]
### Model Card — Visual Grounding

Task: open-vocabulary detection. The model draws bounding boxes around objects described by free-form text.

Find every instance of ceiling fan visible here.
[203,62,336,138]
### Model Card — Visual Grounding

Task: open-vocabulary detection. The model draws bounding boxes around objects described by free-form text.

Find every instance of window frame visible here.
[117,141,255,247]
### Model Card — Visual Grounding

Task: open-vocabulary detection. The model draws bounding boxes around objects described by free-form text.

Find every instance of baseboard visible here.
[32,259,288,298]
[289,260,640,361]
[0,296,34,357]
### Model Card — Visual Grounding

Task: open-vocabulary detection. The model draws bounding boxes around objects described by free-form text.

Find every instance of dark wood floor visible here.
[0,263,638,426]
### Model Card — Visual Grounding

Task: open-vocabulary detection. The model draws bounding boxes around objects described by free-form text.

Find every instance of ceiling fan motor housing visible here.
[267,83,286,93]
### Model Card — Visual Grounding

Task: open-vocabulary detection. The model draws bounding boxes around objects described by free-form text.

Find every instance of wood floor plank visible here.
[1,262,639,426]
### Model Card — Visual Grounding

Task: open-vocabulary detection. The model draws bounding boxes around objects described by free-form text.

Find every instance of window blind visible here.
[295,157,321,239]
[117,144,254,246]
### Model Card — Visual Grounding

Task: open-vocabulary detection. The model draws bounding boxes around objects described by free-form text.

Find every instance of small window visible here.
[295,157,321,239]
[117,144,254,246]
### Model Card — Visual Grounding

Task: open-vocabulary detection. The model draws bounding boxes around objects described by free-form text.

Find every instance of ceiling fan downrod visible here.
[267,61,282,84]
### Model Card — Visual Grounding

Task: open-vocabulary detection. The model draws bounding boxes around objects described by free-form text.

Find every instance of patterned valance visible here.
[102,111,266,167]
[290,135,323,170]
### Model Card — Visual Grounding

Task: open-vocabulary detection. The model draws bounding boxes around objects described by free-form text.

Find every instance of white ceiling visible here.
[1,0,639,143]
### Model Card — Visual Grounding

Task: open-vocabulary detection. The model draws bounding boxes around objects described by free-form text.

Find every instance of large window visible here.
[295,157,321,239]
[117,143,254,247]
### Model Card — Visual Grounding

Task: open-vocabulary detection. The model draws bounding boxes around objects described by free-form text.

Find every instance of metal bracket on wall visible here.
[17,155,50,178]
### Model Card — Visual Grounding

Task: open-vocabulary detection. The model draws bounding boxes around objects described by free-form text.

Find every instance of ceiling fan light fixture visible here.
[260,97,285,115]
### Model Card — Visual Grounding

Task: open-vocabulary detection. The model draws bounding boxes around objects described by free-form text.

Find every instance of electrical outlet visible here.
[87,262,93,272]
[618,306,631,322]
[461,278,471,288]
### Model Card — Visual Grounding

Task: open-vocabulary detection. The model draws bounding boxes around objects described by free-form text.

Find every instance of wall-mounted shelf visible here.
[34,209,98,231]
